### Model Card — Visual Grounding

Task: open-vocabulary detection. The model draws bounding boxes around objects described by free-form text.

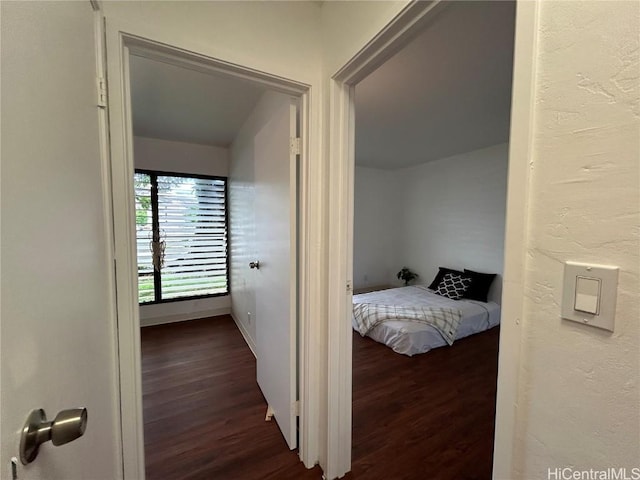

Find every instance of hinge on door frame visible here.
[294,400,300,417]
[290,137,301,156]
[346,280,353,293]
[97,76,107,108]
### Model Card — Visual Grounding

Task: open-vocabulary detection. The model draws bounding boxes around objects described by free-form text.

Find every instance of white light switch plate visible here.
[574,276,601,314]
[561,262,618,332]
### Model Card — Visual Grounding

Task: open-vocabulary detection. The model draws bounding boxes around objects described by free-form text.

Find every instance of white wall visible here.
[133,136,231,326]
[321,1,410,77]
[354,144,508,302]
[353,166,400,289]
[228,91,293,353]
[134,136,229,176]
[396,143,508,301]
[511,1,640,476]
[138,297,231,327]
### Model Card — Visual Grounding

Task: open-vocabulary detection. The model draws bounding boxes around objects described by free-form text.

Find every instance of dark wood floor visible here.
[141,316,321,480]
[141,316,499,480]
[347,327,500,480]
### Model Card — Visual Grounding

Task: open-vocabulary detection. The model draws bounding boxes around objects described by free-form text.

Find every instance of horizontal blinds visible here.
[134,173,155,303]
[157,175,228,300]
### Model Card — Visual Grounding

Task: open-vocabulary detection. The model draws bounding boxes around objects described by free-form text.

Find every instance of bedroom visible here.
[349,1,515,477]
[128,53,305,477]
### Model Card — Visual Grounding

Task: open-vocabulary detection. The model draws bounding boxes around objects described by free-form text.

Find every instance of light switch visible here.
[561,262,618,332]
[574,276,600,314]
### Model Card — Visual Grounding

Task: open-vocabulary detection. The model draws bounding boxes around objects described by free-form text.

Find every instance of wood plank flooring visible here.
[141,315,499,480]
[346,327,500,480]
[141,316,321,480]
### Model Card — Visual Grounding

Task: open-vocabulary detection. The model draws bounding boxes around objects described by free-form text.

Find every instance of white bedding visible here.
[352,285,500,356]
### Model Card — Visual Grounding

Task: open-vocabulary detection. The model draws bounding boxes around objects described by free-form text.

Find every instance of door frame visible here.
[325,0,540,478]
[105,30,315,479]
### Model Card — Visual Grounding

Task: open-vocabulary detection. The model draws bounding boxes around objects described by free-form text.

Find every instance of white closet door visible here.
[254,99,298,449]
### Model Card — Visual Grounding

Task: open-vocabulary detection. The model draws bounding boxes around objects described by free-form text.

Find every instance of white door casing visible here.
[324,1,539,478]
[0,2,121,480]
[105,27,315,474]
[254,100,298,450]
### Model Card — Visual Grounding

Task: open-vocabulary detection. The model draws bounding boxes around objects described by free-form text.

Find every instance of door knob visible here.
[20,408,88,464]
[249,261,260,270]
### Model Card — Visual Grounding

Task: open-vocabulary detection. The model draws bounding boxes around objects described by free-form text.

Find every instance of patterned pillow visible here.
[428,267,465,290]
[434,272,472,300]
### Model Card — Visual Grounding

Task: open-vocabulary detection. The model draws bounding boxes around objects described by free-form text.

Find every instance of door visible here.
[254,99,298,449]
[0,2,121,479]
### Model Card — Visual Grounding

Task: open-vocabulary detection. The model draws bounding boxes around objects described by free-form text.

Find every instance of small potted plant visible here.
[397,267,419,286]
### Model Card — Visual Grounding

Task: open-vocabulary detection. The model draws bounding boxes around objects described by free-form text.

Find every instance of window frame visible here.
[135,168,230,305]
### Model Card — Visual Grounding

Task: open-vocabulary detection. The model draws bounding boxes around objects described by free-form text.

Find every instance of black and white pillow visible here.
[428,267,465,290]
[434,272,472,300]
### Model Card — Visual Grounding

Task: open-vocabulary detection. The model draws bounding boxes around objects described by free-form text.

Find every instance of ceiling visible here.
[130,55,268,147]
[355,1,516,169]
[129,2,515,162]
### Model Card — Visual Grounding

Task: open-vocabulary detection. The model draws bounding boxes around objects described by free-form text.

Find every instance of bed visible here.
[352,285,500,356]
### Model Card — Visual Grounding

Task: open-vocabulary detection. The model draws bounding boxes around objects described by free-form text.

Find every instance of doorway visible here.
[106,34,312,478]
[348,2,515,477]
[325,1,539,478]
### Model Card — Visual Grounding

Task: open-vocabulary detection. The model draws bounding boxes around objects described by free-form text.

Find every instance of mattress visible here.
[352,285,500,356]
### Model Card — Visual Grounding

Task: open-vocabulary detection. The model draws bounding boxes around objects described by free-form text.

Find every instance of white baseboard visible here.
[230,312,256,358]
[140,307,231,327]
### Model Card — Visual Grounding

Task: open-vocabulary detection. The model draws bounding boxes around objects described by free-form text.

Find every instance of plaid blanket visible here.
[352,303,463,346]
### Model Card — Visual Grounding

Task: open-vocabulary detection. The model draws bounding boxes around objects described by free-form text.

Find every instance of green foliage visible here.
[397,267,419,286]
[135,174,151,226]
[136,205,149,226]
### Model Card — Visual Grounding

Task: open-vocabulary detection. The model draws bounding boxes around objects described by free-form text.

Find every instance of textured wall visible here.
[513,1,639,476]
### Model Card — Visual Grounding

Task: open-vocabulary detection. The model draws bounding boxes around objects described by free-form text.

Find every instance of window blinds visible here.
[135,171,228,303]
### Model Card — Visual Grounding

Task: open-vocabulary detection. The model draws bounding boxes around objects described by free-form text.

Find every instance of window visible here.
[134,170,228,304]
